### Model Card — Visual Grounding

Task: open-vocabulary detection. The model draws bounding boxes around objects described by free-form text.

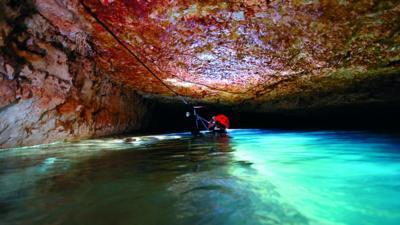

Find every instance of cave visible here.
[1,1,400,225]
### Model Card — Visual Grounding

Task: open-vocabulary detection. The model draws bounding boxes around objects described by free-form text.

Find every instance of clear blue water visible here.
[0,129,399,225]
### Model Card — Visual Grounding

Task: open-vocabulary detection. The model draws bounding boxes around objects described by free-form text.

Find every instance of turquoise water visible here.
[0,129,399,225]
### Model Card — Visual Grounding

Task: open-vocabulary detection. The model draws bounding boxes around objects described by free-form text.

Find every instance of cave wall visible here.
[0,1,150,148]
[81,0,400,105]
[1,0,399,147]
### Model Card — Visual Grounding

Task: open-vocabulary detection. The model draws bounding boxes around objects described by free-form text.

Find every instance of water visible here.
[1,129,400,225]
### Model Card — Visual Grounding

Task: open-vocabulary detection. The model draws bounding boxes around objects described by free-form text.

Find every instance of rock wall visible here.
[80,0,400,104]
[1,0,399,147]
[0,1,150,148]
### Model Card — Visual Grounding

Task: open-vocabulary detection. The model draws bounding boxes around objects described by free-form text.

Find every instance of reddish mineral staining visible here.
[80,0,400,103]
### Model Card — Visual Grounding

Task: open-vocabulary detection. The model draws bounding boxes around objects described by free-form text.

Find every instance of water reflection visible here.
[0,130,400,225]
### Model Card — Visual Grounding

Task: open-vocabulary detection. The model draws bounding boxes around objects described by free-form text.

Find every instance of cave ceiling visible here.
[78,0,400,105]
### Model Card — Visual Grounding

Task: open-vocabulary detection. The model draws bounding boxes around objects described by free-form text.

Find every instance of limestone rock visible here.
[4,64,14,80]
[79,0,399,106]
[0,1,150,148]
[1,0,400,148]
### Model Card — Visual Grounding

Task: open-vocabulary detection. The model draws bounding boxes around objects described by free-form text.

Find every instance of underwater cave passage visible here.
[1,0,400,225]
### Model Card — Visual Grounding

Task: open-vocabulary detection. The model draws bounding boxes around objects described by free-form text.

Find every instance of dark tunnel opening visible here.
[145,100,400,133]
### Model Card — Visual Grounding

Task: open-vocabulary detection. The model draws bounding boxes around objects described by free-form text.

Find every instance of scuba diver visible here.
[185,106,230,136]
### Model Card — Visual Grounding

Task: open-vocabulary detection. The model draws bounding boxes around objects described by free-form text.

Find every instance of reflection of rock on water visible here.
[167,168,309,225]
[3,130,400,225]
[33,134,234,193]
[166,134,309,225]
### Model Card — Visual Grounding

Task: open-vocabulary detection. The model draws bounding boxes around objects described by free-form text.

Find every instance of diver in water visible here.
[186,106,230,136]
[208,114,230,133]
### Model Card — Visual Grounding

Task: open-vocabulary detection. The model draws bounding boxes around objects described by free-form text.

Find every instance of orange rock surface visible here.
[80,0,400,104]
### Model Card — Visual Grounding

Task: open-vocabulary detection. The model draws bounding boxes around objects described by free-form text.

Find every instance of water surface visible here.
[1,129,400,225]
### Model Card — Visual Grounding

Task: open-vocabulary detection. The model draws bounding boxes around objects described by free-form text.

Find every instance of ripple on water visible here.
[0,129,400,225]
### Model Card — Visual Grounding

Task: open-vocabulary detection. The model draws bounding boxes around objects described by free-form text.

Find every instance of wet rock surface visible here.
[0,1,149,148]
[82,0,400,106]
[1,0,400,147]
